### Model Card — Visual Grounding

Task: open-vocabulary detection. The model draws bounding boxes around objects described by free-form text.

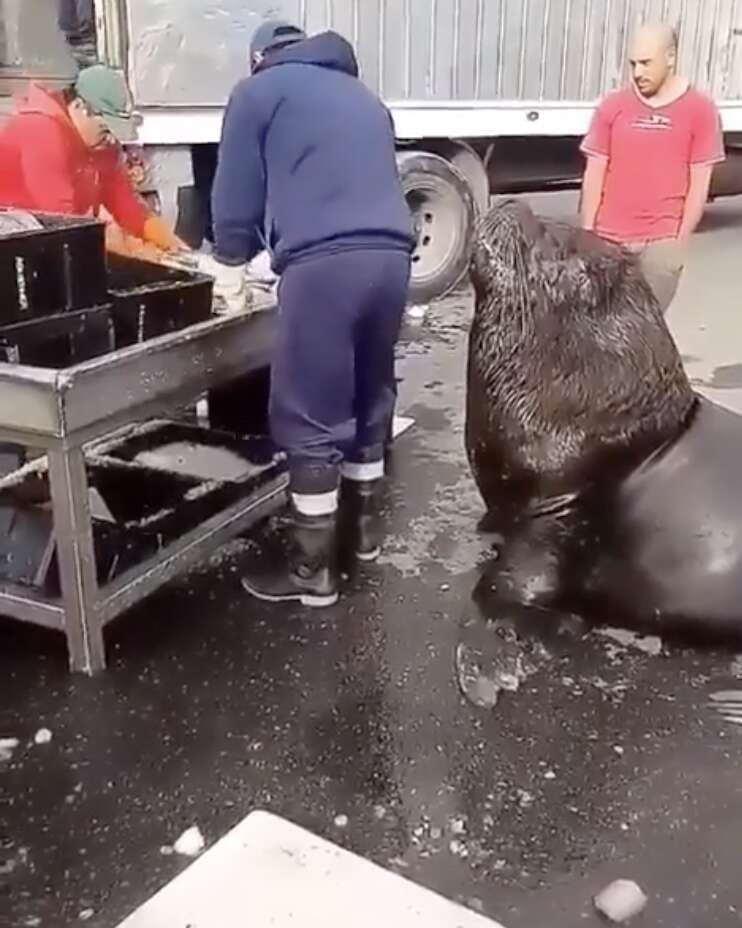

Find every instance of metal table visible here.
[0,307,287,674]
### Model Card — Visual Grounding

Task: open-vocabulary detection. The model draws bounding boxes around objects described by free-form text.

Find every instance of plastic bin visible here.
[94,421,284,540]
[106,254,214,347]
[0,212,108,322]
[0,305,115,368]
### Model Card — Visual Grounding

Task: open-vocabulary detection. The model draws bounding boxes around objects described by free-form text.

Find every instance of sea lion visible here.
[465,198,742,640]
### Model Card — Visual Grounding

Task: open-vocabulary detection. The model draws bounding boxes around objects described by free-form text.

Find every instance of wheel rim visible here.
[404,180,468,290]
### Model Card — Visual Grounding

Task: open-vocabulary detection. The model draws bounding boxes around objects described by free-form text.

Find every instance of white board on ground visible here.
[392,415,415,439]
[115,810,507,928]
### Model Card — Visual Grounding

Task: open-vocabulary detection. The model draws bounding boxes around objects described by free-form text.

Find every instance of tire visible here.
[428,140,490,214]
[397,151,477,305]
[709,147,742,198]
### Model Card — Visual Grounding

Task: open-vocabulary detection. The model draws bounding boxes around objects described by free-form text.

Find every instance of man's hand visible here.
[143,216,190,254]
[104,219,166,263]
[673,235,690,260]
[198,253,252,315]
[580,156,608,232]
[678,163,714,241]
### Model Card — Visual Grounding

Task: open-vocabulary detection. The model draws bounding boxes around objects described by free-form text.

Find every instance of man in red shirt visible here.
[0,65,184,259]
[580,22,724,314]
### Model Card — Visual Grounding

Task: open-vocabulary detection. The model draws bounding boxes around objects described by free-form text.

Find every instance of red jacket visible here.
[0,84,148,238]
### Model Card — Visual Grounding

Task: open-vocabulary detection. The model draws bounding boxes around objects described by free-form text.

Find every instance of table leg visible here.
[47,446,105,673]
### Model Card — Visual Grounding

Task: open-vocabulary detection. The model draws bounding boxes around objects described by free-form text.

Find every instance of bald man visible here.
[580,23,724,314]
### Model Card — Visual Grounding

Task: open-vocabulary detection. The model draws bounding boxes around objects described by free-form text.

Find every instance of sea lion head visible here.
[469,198,639,322]
[465,198,696,505]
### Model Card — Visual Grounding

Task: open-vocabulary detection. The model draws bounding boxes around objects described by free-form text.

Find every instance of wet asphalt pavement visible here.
[5,197,742,926]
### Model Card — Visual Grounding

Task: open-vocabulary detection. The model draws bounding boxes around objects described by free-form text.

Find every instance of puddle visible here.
[87,419,171,457]
[134,442,254,482]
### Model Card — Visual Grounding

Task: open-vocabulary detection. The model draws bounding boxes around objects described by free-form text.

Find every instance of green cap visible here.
[75,65,137,143]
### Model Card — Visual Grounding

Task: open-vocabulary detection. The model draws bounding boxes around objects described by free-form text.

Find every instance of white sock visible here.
[291,490,338,516]
[341,459,385,482]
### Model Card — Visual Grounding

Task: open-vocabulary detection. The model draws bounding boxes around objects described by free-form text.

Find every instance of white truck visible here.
[4,0,742,301]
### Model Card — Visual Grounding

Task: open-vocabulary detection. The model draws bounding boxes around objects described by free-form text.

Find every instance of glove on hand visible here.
[198,254,251,315]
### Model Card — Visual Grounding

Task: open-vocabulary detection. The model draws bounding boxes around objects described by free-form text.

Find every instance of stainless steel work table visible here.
[0,307,287,674]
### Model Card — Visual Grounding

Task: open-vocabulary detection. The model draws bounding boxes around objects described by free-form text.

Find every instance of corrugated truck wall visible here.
[125,0,742,107]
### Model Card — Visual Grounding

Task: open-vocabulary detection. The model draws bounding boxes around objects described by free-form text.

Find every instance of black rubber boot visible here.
[241,510,339,607]
[340,479,382,562]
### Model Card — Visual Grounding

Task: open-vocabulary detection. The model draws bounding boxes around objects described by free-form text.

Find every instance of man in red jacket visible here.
[0,65,184,258]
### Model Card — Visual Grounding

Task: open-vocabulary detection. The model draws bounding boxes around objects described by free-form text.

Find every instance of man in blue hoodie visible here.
[210,20,413,608]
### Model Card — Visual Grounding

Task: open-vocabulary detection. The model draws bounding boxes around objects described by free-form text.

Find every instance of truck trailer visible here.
[4,0,742,301]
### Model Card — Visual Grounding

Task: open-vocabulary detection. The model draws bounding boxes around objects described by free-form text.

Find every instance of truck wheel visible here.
[397,151,477,305]
[709,148,742,198]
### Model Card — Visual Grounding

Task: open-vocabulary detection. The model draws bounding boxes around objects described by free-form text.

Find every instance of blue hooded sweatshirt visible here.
[211,31,414,272]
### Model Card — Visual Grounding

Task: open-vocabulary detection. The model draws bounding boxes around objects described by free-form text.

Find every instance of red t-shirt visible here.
[581,86,724,242]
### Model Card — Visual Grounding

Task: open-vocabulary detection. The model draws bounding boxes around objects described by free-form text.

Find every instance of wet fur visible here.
[465,199,695,527]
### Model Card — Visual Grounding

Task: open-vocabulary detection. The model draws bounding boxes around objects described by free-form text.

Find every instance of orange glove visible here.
[143,216,189,254]
[105,222,164,262]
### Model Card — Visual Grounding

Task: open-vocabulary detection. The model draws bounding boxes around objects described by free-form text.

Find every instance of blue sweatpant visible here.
[270,248,410,495]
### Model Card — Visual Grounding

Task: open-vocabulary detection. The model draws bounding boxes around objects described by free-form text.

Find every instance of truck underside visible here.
[150,133,742,305]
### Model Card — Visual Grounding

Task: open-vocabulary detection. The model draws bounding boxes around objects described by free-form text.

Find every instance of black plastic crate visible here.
[106,254,213,347]
[0,504,56,588]
[0,443,25,480]
[0,306,115,369]
[100,421,279,478]
[208,367,272,437]
[0,432,285,595]
[0,456,195,594]
[93,421,285,541]
[0,212,108,323]
[0,502,164,595]
[88,457,201,524]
